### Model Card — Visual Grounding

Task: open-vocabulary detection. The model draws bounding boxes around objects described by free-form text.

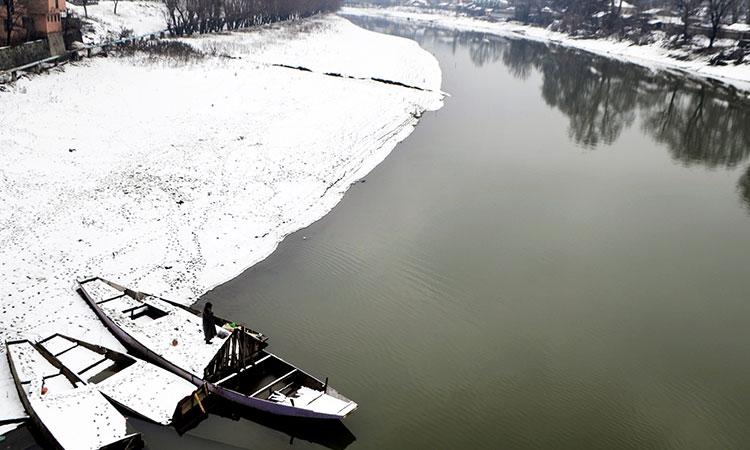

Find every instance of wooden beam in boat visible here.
[251,369,297,398]
[77,356,109,376]
[96,294,125,305]
[214,354,273,385]
[53,343,78,358]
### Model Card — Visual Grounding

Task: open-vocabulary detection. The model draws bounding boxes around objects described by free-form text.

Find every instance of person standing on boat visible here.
[203,302,217,344]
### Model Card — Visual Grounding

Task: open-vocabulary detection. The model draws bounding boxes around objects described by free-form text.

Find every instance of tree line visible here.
[505,0,749,47]
[163,0,343,35]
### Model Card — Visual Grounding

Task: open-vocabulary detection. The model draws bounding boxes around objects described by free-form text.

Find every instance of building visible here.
[1,0,66,46]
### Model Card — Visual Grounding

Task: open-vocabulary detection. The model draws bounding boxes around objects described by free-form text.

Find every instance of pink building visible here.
[26,0,65,35]
[1,0,66,45]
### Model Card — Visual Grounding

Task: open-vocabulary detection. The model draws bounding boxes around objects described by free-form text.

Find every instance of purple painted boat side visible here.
[78,279,356,420]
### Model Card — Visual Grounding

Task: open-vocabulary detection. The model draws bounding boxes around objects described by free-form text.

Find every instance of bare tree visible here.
[3,0,30,45]
[706,0,737,47]
[675,0,702,42]
[162,0,342,36]
[4,0,14,46]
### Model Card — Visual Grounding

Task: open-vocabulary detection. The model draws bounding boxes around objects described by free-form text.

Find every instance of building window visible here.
[55,0,59,8]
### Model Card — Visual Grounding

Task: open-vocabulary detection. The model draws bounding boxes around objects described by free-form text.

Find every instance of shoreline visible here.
[341,6,750,94]
[0,13,442,423]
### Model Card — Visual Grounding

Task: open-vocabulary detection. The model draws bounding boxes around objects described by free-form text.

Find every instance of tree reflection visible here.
[497,37,750,167]
[739,166,750,212]
[641,84,750,168]
[346,15,750,211]
[537,48,638,147]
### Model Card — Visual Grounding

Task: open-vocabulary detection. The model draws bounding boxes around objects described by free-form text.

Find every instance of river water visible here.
[64,16,749,450]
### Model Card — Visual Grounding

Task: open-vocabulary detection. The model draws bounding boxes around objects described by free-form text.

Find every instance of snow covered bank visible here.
[183,18,441,91]
[0,14,441,422]
[68,1,168,44]
[342,6,750,93]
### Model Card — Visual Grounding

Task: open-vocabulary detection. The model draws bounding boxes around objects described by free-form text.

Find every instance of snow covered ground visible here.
[0,14,442,425]
[68,0,168,44]
[342,6,750,92]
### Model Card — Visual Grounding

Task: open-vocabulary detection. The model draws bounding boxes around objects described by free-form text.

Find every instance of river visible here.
[13,15,750,450]
[178,16,750,449]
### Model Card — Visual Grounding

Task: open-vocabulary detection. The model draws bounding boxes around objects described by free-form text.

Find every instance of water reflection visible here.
[739,166,750,211]
[344,14,750,211]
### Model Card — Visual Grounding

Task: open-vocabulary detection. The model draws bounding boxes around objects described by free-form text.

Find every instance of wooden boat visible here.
[35,334,197,426]
[78,277,358,420]
[6,339,144,450]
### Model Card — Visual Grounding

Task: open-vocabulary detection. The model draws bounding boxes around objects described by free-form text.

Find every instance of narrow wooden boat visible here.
[35,334,197,426]
[6,339,144,450]
[78,277,358,420]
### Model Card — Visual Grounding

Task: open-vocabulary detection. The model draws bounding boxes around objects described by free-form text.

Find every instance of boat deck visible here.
[82,278,230,377]
[39,334,196,425]
[79,277,358,419]
[7,341,139,450]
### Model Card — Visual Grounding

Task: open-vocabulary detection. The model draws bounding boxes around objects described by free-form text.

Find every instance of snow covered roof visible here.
[726,23,750,32]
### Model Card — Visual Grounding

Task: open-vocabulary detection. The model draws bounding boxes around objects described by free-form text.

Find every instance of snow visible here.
[0,356,27,422]
[97,360,196,425]
[0,423,21,436]
[68,1,168,44]
[726,22,750,32]
[97,292,231,376]
[81,279,124,304]
[269,385,355,415]
[81,279,358,417]
[56,345,104,373]
[40,335,77,356]
[30,388,135,450]
[38,334,196,425]
[7,341,136,450]
[0,13,442,422]
[79,358,114,379]
[341,7,750,92]
[186,17,442,91]
[7,342,59,384]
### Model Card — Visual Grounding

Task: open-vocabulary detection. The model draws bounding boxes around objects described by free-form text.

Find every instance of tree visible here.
[675,0,702,42]
[162,0,343,36]
[4,0,14,45]
[114,0,119,15]
[706,0,736,47]
[2,0,30,46]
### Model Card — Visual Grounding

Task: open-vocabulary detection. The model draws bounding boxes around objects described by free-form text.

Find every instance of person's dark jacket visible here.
[203,308,217,342]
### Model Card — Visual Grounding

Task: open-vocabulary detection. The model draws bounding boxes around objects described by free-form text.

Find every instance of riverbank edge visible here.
[341,6,750,94]
[0,14,443,426]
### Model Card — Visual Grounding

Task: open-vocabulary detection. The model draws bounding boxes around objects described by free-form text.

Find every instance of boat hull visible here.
[78,283,353,420]
[6,340,144,450]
